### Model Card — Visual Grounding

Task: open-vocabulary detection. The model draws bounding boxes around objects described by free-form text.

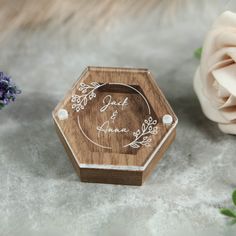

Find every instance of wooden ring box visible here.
[52,67,178,185]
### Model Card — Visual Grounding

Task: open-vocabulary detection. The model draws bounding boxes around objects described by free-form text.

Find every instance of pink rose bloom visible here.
[194,11,236,135]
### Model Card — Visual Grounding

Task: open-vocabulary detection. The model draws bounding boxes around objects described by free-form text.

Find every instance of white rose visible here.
[194,11,236,135]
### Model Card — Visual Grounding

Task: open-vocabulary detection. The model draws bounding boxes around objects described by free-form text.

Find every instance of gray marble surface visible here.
[0,1,236,236]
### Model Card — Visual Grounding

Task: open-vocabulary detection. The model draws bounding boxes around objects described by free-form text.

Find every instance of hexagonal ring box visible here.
[52,67,178,185]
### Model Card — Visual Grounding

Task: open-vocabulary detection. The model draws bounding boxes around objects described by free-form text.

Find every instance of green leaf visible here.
[194,47,202,59]
[220,208,236,218]
[232,190,236,206]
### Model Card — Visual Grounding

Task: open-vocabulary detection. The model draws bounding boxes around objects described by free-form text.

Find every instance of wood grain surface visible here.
[52,66,177,185]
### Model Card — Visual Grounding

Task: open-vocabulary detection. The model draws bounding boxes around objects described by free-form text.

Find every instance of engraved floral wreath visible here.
[124,117,159,149]
[71,82,103,112]
[71,82,159,149]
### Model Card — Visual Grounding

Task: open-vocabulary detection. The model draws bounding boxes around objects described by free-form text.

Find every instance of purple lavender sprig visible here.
[0,72,21,110]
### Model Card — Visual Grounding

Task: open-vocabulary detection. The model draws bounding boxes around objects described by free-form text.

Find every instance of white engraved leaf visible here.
[91,82,99,87]
[71,82,104,113]
[152,120,157,125]
[142,123,145,132]
[127,116,158,149]
[83,97,87,106]
[71,96,77,102]
[72,104,77,109]
[130,143,140,149]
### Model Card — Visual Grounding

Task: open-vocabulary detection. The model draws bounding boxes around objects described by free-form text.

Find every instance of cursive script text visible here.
[97,121,129,137]
[100,95,128,112]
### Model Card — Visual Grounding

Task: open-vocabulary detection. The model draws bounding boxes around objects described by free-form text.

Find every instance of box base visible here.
[54,120,176,186]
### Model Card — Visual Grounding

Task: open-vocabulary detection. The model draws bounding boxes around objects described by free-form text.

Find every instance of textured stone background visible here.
[0,1,236,235]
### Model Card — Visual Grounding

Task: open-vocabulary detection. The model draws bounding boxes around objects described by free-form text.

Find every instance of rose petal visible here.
[206,57,233,103]
[200,22,236,72]
[213,11,236,29]
[212,63,236,96]
[218,122,236,135]
[220,95,236,109]
[199,33,236,96]
[214,30,236,49]
[220,106,236,121]
[227,48,236,62]
[194,11,236,135]
[214,82,231,98]
[209,56,234,73]
[194,68,228,123]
